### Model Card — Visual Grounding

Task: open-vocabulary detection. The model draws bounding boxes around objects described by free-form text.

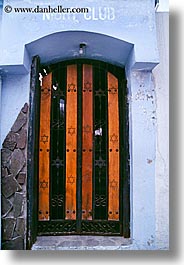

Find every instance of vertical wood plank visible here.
[65,65,77,220]
[39,73,52,221]
[82,64,93,220]
[108,72,120,220]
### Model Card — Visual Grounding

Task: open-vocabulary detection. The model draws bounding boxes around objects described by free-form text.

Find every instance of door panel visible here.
[93,67,108,220]
[50,66,66,220]
[38,73,52,221]
[65,65,78,220]
[82,64,93,220]
[37,61,127,236]
[108,72,119,221]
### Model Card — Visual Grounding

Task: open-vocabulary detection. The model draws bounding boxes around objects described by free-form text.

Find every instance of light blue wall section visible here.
[1,74,30,143]
[153,12,169,249]
[0,0,159,72]
[129,71,156,247]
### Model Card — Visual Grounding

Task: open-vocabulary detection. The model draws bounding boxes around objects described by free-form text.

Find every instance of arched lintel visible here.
[25,31,133,69]
[25,31,159,72]
[0,30,159,75]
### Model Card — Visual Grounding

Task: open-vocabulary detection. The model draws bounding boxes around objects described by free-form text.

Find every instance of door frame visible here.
[27,56,130,249]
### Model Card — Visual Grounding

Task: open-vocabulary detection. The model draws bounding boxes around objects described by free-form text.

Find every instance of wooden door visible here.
[37,61,129,236]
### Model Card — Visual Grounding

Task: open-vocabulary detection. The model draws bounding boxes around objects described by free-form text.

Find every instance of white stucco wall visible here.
[128,70,156,249]
[153,11,169,249]
[157,0,169,12]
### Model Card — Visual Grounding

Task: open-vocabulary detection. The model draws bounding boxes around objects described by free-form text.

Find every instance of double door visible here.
[37,61,127,236]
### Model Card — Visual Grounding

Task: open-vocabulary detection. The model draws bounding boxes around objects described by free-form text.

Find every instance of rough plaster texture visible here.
[128,70,156,249]
[153,12,169,250]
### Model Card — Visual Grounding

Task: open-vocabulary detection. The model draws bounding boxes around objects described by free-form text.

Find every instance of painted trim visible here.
[27,56,40,249]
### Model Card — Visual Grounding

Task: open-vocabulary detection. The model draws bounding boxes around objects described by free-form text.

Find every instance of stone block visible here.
[11,111,27,132]
[2,218,16,241]
[9,149,25,177]
[2,236,24,250]
[13,230,19,238]
[86,239,100,246]
[1,167,8,178]
[2,175,22,198]
[2,131,17,151]
[59,240,83,247]
[15,217,25,238]
[16,172,26,185]
[21,103,28,114]
[13,192,24,218]
[16,128,27,149]
[1,148,12,168]
[2,196,13,217]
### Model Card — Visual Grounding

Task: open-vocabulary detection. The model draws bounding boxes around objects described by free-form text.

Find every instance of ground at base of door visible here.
[31,235,132,250]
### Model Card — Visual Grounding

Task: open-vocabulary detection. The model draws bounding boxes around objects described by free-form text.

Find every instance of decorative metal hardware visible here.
[51,120,65,129]
[95,156,106,168]
[51,157,64,168]
[51,194,64,207]
[95,195,107,207]
[95,88,106,97]
[38,221,77,235]
[81,221,120,234]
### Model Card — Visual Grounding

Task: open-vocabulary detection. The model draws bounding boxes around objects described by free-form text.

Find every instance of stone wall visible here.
[1,103,28,250]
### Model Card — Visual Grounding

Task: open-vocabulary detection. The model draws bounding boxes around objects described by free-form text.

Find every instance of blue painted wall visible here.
[0,0,158,71]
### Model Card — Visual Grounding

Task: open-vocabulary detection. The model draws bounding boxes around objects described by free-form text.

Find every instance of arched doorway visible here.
[36,59,129,236]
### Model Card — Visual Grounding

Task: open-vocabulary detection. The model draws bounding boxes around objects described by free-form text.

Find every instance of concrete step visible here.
[32,236,131,250]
